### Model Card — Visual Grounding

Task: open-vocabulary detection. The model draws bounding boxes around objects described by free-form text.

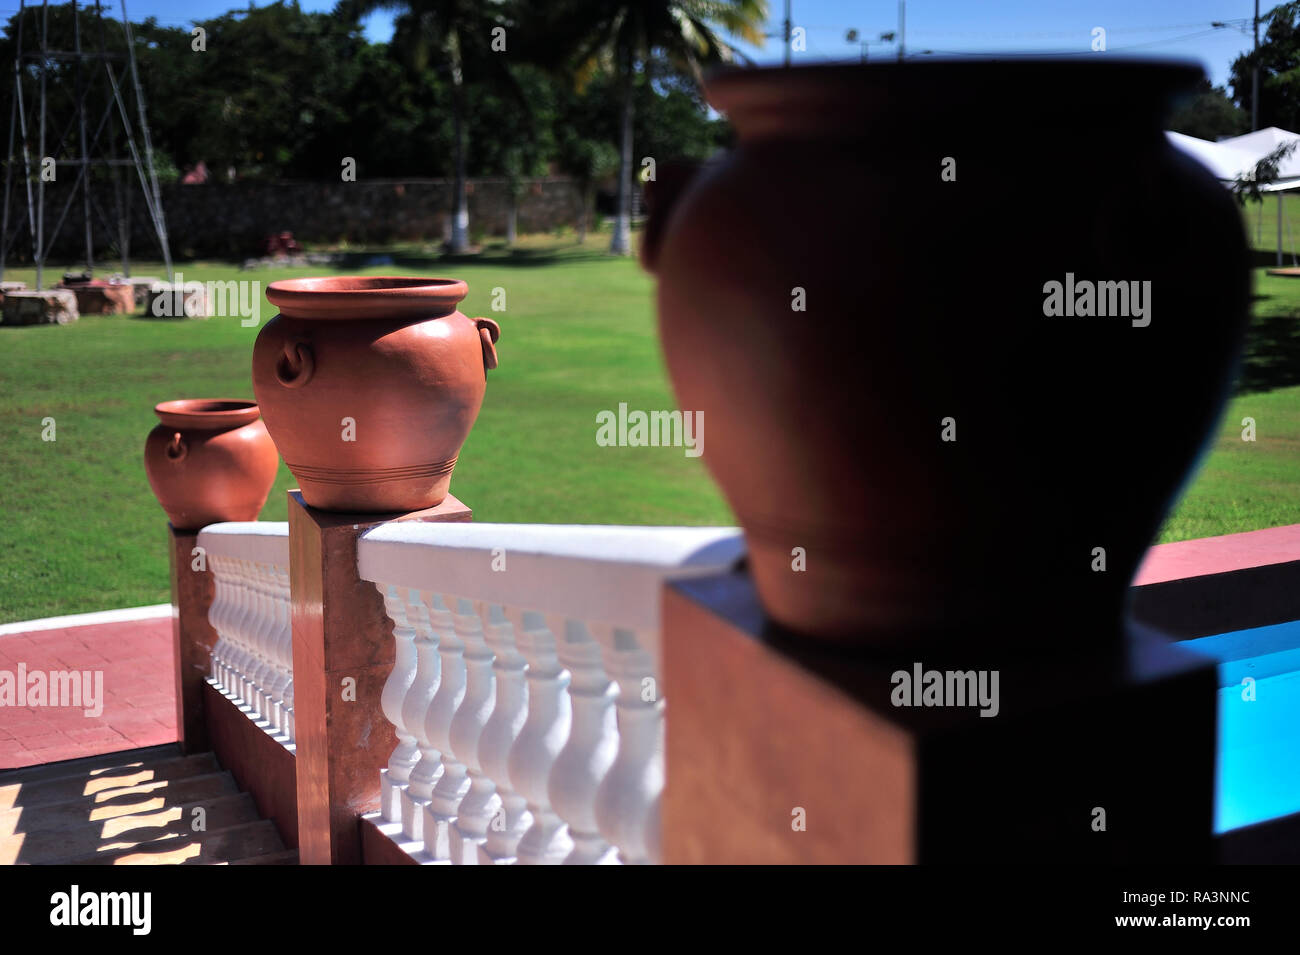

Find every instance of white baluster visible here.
[550,620,619,865]
[377,583,420,822]
[508,610,574,865]
[229,559,254,703]
[208,554,231,688]
[445,598,496,864]
[475,605,531,865]
[401,587,443,841]
[595,628,663,865]
[261,562,286,734]
[423,594,467,861]
[275,565,294,743]
[222,556,244,697]
[247,562,274,720]
[258,562,281,724]
[238,559,262,707]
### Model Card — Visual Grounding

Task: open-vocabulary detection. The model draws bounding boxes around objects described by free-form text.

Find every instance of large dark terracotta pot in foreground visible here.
[644,59,1251,647]
[144,399,279,530]
[252,276,500,512]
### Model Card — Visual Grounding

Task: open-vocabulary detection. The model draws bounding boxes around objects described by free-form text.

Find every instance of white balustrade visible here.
[197,522,294,746]
[378,584,419,822]
[400,589,443,841]
[510,610,574,864]
[358,522,744,864]
[448,600,504,864]
[474,606,531,864]
[551,620,619,864]
[422,594,468,860]
[594,627,663,864]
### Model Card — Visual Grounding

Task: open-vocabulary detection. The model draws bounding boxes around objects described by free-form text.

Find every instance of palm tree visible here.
[339,0,519,253]
[530,1,767,256]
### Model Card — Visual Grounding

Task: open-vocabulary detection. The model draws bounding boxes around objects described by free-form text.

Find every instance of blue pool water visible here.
[1180,619,1300,833]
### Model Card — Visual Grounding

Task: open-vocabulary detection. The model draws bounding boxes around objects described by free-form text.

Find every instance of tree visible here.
[1230,2,1300,131]
[1168,79,1248,141]
[339,0,519,252]
[470,62,554,245]
[560,136,618,243]
[139,3,368,180]
[1232,141,1299,205]
[530,0,766,255]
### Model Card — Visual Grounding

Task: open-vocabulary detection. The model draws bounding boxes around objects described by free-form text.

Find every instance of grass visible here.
[0,235,730,622]
[2,215,1300,622]
[1157,261,1300,542]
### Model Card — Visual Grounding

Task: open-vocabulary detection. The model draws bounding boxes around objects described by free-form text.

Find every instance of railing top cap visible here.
[358,523,744,630]
[360,522,742,570]
[197,522,290,566]
[198,522,289,538]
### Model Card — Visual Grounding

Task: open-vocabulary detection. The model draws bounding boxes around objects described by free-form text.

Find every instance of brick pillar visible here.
[289,490,471,865]
[168,525,217,755]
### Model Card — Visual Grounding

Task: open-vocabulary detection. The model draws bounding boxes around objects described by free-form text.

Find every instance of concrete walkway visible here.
[0,608,176,769]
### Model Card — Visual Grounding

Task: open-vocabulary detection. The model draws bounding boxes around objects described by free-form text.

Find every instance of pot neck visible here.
[707,59,1200,145]
[155,399,260,431]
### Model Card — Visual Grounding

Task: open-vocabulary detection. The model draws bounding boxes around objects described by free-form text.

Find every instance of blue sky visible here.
[111,0,1258,89]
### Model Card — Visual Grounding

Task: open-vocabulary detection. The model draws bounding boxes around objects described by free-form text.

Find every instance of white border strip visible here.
[0,604,172,636]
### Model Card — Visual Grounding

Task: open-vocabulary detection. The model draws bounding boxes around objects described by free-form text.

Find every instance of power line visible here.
[901,27,1241,58]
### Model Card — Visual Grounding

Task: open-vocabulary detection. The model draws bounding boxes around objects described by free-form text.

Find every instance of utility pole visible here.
[1,0,174,286]
[898,1,906,62]
[784,0,792,67]
[1253,0,1260,131]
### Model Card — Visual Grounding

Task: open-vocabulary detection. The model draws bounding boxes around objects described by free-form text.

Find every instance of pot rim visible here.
[266,275,469,320]
[155,398,261,430]
[705,57,1203,135]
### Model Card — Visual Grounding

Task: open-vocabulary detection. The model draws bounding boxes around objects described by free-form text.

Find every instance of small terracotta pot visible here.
[645,60,1251,646]
[251,276,500,512]
[144,399,280,530]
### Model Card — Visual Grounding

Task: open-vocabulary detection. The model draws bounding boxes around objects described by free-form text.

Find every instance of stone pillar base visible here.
[168,524,217,754]
[662,570,1216,864]
[290,489,471,865]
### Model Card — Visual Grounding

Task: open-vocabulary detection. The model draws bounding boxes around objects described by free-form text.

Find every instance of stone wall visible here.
[26,177,585,261]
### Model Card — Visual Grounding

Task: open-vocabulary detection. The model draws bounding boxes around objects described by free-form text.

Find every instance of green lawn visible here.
[0,236,730,623]
[1157,263,1300,542]
[1,224,1299,623]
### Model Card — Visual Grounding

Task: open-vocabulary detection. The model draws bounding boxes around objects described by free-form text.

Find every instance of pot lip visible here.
[266,275,469,319]
[154,398,261,430]
[705,56,1203,128]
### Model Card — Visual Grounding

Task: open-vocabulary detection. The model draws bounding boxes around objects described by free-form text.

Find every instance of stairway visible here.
[0,743,296,865]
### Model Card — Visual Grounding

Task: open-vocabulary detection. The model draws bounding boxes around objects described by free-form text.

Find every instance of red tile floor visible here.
[0,616,176,768]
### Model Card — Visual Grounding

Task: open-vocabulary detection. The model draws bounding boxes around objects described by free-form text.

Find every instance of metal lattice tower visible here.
[1,0,173,288]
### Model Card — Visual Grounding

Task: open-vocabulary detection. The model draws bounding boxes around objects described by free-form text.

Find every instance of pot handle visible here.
[475,317,500,372]
[166,431,188,462]
[276,340,314,389]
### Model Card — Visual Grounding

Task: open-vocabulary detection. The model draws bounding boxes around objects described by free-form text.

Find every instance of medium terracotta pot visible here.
[644,60,1251,646]
[251,276,500,512]
[144,399,280,530]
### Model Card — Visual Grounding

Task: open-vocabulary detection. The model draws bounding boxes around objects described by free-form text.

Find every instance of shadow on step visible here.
[0,745,294,865]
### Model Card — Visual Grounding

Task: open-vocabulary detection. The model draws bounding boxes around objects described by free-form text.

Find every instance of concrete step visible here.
[0,744,181,787]
[225,848,299,865]
[5,793,261,864]
[4,745,294,865]
[61,819,286,865]
[0,753,219,811]
[0,771,240,834]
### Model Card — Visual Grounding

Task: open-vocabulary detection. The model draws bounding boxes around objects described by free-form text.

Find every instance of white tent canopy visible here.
[1164,131,1258,183]
[1169,126,1300,192]
[1169,126,1300,266]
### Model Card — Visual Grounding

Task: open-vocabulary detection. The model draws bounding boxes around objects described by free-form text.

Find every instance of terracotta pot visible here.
[251,276,500,512]
[644,60,1251,646]
[144,399,279,530]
